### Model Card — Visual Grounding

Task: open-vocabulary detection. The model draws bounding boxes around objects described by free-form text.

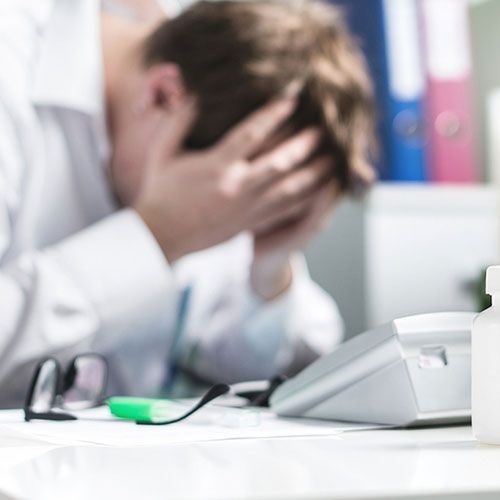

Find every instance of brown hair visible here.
[142,0,376,193]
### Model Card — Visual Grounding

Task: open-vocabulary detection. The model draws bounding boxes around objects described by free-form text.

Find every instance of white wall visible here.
[306,185,499,339]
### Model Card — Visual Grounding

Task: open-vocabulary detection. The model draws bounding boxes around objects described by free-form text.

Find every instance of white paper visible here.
[0,407,383,448]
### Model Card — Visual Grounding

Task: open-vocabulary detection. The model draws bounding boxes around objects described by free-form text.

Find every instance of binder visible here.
[383,0,426,182]
[421,0,478,183]
[333,0,426,182]
[470,0,500,183]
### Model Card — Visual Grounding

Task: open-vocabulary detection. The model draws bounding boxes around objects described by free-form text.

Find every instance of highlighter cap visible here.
[486,266,500,295]
[108,397,174,423]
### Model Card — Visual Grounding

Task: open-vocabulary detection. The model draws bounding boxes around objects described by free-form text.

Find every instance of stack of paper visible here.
[0,407,382,448]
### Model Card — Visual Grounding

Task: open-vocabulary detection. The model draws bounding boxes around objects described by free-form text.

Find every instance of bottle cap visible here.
[486,266,500,295]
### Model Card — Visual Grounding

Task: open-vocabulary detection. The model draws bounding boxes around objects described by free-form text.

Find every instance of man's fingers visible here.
[247,127,322,190]
[251,192,315,235]
[150,97,197,163]
[255,155,333,215]
[304,180,340,231]
[215,97,296,161]
[254,180,340,238]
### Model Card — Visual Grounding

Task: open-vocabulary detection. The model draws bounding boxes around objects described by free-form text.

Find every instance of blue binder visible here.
[332,0,427,182]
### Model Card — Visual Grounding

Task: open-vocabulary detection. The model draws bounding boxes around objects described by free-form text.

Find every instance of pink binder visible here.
[421,0,478,183]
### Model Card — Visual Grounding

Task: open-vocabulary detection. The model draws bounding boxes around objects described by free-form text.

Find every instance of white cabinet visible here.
[306,184,499,338]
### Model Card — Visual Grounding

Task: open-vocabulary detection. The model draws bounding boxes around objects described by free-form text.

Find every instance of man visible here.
[0,0,374,405]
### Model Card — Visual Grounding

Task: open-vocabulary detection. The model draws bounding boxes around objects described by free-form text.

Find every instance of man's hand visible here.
[250,181,340,300]
[134,97,332,264]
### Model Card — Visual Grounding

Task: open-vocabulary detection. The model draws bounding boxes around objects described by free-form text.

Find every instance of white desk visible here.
[0,425,499,499]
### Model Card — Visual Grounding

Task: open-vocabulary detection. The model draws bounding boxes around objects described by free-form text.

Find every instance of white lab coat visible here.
[0,0,343,407]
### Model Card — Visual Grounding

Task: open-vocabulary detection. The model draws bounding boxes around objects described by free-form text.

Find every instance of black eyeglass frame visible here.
[24,353,108,422]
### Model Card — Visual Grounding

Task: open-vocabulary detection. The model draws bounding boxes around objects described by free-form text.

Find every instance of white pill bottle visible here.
[472,265,500,444]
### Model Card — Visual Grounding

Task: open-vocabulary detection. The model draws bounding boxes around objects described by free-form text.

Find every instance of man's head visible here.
[109,0,375,204]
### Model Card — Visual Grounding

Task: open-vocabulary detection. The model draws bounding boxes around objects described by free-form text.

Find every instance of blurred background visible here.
[307,0,500,338]
[111,0,500,339]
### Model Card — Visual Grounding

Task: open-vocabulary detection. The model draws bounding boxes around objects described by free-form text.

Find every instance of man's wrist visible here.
[133,203,182,264]
[250,254,293,301]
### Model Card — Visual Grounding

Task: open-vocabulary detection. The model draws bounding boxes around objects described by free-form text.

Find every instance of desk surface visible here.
[0,425,499,500]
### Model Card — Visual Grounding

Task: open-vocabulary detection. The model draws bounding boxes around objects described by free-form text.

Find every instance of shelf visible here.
[365,183,497,213]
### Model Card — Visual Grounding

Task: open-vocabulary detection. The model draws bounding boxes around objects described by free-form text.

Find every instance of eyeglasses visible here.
[24,353,108,422]
[23,354,285,425]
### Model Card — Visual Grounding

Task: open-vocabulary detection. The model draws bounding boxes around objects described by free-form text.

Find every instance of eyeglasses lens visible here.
[62,355,107,410]
[30,359,58,413]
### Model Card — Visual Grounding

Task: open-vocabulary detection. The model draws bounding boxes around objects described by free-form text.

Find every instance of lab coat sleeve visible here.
[0,104,177,399]
[186,255,344,383]
[0,210,178,399]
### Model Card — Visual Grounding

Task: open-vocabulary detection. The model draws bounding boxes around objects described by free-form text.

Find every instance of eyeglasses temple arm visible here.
[136,383,230,426]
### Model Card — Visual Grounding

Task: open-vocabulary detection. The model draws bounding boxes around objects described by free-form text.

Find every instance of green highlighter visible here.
[107,384,230,425]
[108,397,185,424]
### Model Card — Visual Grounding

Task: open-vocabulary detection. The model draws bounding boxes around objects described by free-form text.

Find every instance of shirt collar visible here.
[31,0,104,117]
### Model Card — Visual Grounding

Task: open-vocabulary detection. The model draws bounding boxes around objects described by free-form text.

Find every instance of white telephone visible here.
[270,312,475,427]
